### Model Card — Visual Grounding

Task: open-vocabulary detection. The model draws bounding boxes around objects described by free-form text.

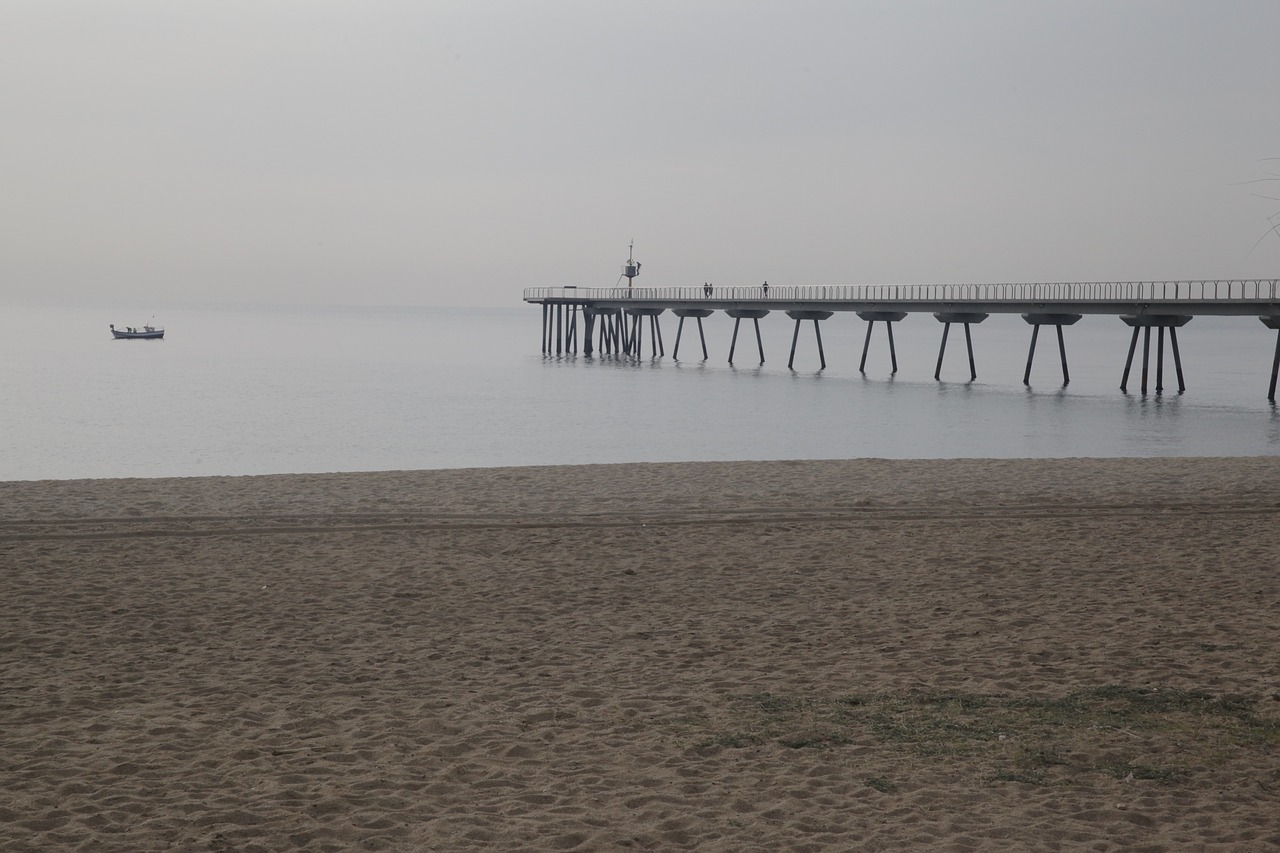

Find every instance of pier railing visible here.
[525,280,1280,305]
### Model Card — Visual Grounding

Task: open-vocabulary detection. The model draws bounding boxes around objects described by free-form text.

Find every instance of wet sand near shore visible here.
[3,458,1280,851]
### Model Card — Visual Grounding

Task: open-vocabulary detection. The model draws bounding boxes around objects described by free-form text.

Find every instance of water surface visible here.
[3,300,1278,481]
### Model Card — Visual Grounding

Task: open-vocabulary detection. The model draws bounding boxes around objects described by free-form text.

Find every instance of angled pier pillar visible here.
[785,310,835,369]
[565,304,579,353]
[615,309,631,354]
[933,312,988,381]
[592,308,605,354]
[726,309,769,365]
[672,308,713,361]
[598,309,615,354]
[582,307,597,355]
[597,308,625,355]
[1261,316,1280,401]
[625,308,665,358]
[1021,313,1081,386]
[1119,315,1191,395]
[650,314,665,356]
[856,311,907,374]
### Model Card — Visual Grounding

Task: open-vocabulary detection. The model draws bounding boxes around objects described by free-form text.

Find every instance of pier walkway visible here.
[524,280,1280,399]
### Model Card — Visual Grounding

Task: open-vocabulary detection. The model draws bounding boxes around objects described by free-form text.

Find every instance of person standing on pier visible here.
[762,280,769,295]
[704,282,712,297]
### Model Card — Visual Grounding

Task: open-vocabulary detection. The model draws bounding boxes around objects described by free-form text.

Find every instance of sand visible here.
[3,457,1279,851]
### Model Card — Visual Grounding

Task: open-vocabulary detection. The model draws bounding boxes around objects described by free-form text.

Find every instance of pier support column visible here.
[1119,315,1191,395]
[725,309,770,364]
[564,304,579,354]
[785,310,834,370]
[625,308,666,358]
[622,313,641,356]
[599,310,614,354]
[650,314,664,357]
[617,310,631,354]
[1260,317,1280,401]
[1021,313,1081,386]
[672,309,713,361]
[933,312,988,381]
[856,311,907,374]
[613,309,626,354]
[612,309,625,354]
[598,309,616,354]
[582,308,597,355]
[1157,327,1166,393]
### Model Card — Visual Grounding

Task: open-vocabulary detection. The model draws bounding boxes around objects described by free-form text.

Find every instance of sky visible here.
[4,1,1280,308]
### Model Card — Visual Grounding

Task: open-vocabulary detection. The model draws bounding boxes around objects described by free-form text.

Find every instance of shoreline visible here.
[5,453,1280,512]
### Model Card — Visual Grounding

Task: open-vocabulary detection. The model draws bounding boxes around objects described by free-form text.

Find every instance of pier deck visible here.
[525,280,1280,317]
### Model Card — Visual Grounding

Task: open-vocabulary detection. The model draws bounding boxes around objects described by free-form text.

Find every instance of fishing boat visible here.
[110,323,164,340]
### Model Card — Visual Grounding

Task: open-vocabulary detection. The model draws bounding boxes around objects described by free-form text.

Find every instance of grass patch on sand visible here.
[693,686,1279,786]
[864,776,899,793]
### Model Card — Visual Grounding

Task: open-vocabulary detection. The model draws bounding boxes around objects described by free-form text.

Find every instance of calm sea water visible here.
[4,299,1280,481]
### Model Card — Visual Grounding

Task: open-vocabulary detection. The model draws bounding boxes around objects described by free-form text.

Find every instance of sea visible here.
[4,299,1280,482]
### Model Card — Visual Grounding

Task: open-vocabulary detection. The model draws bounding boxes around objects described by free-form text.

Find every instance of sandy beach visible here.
[3,457,1279,851]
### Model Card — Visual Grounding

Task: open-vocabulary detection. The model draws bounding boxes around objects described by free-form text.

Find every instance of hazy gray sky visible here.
[5,1,1280,307]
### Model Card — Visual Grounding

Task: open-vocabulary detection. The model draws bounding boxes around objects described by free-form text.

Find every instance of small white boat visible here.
[110,323,164,340]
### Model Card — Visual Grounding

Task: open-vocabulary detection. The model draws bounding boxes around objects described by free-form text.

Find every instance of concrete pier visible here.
[856,310,907,374]
[528,281,1280,397]
[725,309,769,364]
[1117,315,1191,395]
[1262,316,1280,401]
[785,310,834,369]
[672,308,713,361]
[933,312,988,381]
[1021,313,1082,386]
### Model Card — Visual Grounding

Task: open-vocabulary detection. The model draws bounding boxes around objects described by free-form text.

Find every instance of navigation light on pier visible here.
[622,241,641,287]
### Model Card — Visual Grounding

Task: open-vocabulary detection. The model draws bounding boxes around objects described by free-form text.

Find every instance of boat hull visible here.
[111,329,164,339]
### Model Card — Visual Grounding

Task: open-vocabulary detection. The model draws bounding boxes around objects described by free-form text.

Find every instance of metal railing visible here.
[525,280,1280,304]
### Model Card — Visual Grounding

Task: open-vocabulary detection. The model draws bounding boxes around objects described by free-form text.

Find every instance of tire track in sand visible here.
[1,501,1277,542]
